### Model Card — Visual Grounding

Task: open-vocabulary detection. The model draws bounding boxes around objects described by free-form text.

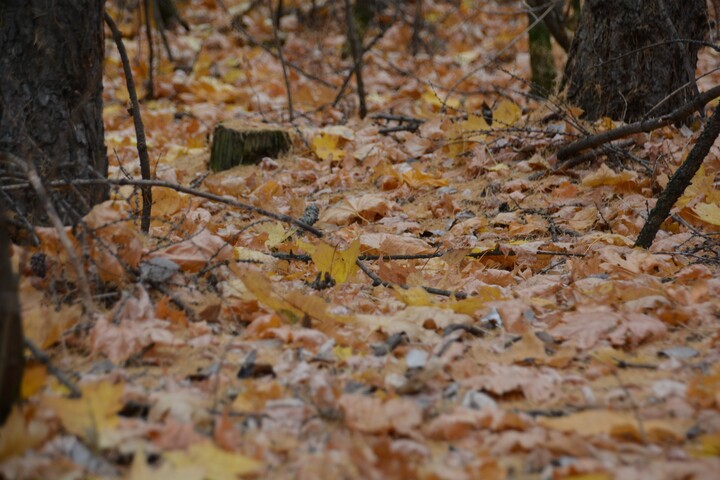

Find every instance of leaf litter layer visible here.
[3,1,720,479]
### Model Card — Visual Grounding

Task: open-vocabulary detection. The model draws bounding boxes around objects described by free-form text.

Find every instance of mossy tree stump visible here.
[209,120,291,172]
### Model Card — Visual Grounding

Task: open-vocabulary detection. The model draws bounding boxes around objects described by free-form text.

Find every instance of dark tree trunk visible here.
[560,0,707,122]
[0,211,22,425]
[0,0,108,226]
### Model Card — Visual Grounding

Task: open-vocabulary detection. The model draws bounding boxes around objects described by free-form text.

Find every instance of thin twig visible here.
[105,12,153,234]
[21,159,95,314]
[356,259,467,298]
[2,178,324,238]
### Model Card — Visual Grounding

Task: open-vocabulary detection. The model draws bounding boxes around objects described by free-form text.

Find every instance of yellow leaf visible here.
[599,116,615,130]
[492,100,521,127]
[565,475,611,480]
[41,381,124,447]
[445,113,490,155]
[422,86,460,111]
[234,268,302,319]
[164,442,262,479]
[284,290,351,323]
[689,432,720,457]
[22,290,82,349]
[311,133,345,161]
[394,286,436,307]
[464,114,490,135]
[333,346,354,361]
[402,169,448,188]
[21,364,47,399]
[298,239,360,284]
[232,266,349,323]
[129,448,205,480]
[256,222,290,248]
[678,165,715,208]
[151,187,185,217]
[691,202,720,226]
[447,286,504,314]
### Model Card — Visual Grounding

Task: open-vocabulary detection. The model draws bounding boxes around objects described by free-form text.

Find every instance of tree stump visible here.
[560,0,707,122]
[209,120,291,172]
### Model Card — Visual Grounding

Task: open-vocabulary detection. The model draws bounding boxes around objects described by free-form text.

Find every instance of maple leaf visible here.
[164,442,262,479]
[41,381,124,448]
[691,202,720,226]
[359,232,433,255]
[319,194,394,225]
[147,229,233,273]
[310,126,353,161]
[297,238,360,284]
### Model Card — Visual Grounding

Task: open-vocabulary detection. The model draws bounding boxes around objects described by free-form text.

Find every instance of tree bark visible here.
[0,211,22,425]
[527,1,557,97]
[560,0,707,122]
[0,0,108,226]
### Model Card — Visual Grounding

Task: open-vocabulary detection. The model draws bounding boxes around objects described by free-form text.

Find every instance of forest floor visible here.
[2,1,720,479]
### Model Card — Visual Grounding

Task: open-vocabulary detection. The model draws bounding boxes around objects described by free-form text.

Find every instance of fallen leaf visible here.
[320,194,394,225]
[41,381,124,448]
[164,441,262,479]
[298,238,360,283]
[538,410,690,443]
[147,229,233,273]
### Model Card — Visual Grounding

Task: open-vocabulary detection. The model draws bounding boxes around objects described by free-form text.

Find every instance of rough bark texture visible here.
[0,0,108,226]
[0,211,22,425]
[560,0,707,122]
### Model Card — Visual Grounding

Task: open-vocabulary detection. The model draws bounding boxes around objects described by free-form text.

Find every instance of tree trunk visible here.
[527,2,557,98]
[0,211,22,425]
[560,0,707,122]
[0,0,108,227]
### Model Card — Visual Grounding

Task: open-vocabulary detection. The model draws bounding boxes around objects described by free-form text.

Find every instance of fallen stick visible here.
[2,177,324,238]
[635,101,720,248]
[556,84,720,162]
